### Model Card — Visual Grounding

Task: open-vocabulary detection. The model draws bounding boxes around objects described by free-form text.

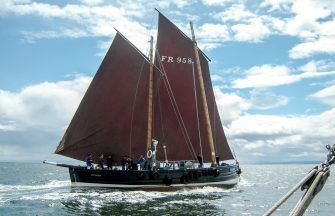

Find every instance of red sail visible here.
[200,53,234,161]
[55,33,149,162]
[153,13,233,162]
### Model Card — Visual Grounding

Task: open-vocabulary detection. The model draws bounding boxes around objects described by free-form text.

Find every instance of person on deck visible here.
[216,156,220,166]
[197,154,203,168]
[107,155,113,170]
[85,153,93,169]
[137,155,146,170]
[127,156,134,170]
[121,155,128,171]
[98,154,105,169]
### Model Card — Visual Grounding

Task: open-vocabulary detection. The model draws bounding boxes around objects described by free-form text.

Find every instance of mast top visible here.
[190,21,196,42]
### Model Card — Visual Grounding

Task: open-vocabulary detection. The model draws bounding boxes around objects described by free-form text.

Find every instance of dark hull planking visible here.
[68,165,239,190]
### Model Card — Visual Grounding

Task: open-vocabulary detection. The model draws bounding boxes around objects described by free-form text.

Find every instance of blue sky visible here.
[0,0,334,163]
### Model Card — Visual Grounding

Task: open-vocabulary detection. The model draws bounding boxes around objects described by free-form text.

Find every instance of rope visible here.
[128,47,148,158]
[156,59,188,148]
[263,144,335,216]
[290,167,330,216]
[158,59,196,157]
[191,62,203,159]
[156,76,166,141]
[262,169,317,216]
[155,50,197,158]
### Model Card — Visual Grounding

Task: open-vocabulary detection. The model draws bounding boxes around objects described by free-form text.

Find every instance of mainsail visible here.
[153,13,233,162]
[55,33,150,161]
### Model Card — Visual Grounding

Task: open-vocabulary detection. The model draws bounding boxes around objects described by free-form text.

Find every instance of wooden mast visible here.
[190,22,216,164]
[146,36,154,149]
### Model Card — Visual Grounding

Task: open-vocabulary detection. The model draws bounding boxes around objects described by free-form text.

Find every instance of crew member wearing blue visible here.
[85,153,93,169]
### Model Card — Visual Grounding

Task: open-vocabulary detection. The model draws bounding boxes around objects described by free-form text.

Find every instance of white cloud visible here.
[213,4,272,42]
[232,65,295,88]
[260,0,293,12]
[2,0,334,58]
[282,0,335,59]
[213,87,251,124]
[213,3,288,43]
[231,18,271,42]
[232,64,335,89]
[218,0,335,58]
[198,23,230,42]
[213,84,289,114]
[196,23,230,50]
[228,108,335,162]
[250,89,289,110]
[298,60,318,73]
[229,115,298,137]
[0,75,91,130]
[80,0,103,6]
[21,28,89,42]
[0,123,16,131]
[310,85,335,106]
[289,37,335,59]
[1,1,152,52]
[168,0,194,8]
[168,10,199,21]
[211,74,225,83]
[299,60,335,73]
[0,76,92,161]
[272,0,334,37]
[201,0,233,6]
[215,4,255,22]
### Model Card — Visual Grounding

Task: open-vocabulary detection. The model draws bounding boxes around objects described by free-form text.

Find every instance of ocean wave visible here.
[238,178,255,187]
[18,189,166,204]
[0,180,70,192]
[19,191,78,201]
[179,186,232,195]
[164,199,199,205]
[16,186,232,205]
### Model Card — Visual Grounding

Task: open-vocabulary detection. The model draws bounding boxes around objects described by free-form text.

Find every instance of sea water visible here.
[0,162,334,215]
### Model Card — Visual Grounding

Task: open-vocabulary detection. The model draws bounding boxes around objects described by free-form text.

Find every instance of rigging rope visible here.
[156,76,166,142]
[129,49,148,158]
[263,144,335,216]
[155,50,197,158]
[159,65,196,158]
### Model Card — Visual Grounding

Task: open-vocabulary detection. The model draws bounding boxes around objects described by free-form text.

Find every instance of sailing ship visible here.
[45,11,241,189]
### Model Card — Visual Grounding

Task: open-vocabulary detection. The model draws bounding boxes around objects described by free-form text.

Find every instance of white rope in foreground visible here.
[263,144,335,216]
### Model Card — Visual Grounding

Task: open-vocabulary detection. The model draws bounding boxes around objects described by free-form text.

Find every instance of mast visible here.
[190,22,216,164]
[146,36,154,149]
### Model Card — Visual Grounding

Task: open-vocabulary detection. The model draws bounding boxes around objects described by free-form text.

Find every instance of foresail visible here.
[153,13,233,162]
[55,33,150,162]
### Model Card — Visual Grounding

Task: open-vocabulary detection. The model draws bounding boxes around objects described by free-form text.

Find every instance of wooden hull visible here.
[68,165,240,190]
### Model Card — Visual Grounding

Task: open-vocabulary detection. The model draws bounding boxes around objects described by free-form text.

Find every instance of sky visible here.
[0,0,334,164]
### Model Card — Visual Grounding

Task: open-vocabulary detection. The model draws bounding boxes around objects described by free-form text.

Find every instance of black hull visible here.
[68,165,239,190]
